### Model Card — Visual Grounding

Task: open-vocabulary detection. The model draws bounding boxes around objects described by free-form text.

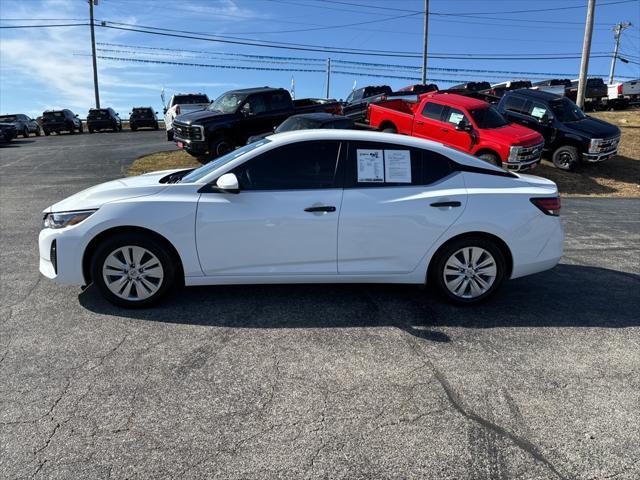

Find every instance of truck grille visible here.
[516,142,544,161]
[173,121,203,141]
[593,135,620,153]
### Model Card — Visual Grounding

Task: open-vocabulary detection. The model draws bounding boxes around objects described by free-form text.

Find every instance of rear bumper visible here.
[88,120,115,129]
[511,220,564,279]
[130,119,158,128]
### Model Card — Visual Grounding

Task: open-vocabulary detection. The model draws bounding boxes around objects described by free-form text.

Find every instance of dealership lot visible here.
[1,134,639,479]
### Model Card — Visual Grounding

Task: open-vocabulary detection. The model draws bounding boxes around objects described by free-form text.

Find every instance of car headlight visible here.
[508,145,523,161]
[589,138,603,153]
[43,209,97,229]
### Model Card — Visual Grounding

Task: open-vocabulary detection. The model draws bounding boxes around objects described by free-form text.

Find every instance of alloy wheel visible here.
[102,246,164,301]
[443,246,497,299]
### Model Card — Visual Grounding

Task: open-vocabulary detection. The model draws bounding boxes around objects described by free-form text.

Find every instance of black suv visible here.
[87,108,122,133]
[497,89,620,170]
[0,114,41,137]
[42,110,83,135]
[129,107,159,131]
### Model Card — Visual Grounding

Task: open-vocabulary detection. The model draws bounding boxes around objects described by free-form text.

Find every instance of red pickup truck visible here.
[368,92,544,171]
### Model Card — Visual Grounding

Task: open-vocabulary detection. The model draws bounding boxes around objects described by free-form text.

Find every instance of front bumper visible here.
[583,148,618,162]
[174,134,207,155]
[504,157,540,172]
[39,227,87,285]
[504,142,544,172]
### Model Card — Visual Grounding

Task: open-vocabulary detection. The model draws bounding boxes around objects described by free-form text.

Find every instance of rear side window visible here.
[269,91,291,110]
[503,95,527,114]
[345,141,451,187]
[233,141,341,190]
[421,102,445,120]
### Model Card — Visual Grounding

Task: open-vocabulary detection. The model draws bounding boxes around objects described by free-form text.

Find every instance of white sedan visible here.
[39,130,563,308]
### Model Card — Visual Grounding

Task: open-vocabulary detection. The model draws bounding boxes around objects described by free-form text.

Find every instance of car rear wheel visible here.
[22,127,29,138]
[44,129,50,136]
[478,152,501,167]
[552,145,578,171]
[90,232,177,308]
[431,236,506,305]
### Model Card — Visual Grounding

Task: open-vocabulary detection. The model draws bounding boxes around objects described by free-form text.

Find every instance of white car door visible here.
[196,140,343,276]
[338,141,466,274]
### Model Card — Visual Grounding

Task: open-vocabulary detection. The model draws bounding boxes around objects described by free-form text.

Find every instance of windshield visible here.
[0,115,17,122]
[180,138,271,183]
[275,117,320,133]
[469,107,509,129]
[43,112,64,119]
[207,92,248,114]
[132,108,153,116]
[549,97,586,122]
[88,109,108,117]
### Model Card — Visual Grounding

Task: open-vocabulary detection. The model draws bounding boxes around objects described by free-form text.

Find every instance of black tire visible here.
[478,152,502,167]
[167,130,174,141]
[430,235,507,305]
[382,126,397,134]
[131,125,137,132]
[90,232,178,308]
[552,145,579,171]
[35,127,41,137]
[78,124,83,133]
[153,123,159,131]
[68,123,75,134]
[207,135,234,159]
[22,127,29,138]
[44,129,50,136]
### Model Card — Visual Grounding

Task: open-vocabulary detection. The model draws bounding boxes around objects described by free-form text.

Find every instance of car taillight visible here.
[531,197,561,216]
[617,84,623,95]
[175,105,181,115]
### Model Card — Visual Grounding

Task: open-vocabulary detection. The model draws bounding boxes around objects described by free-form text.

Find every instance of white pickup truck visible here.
[163,93,210,141]
[605,79,640,110]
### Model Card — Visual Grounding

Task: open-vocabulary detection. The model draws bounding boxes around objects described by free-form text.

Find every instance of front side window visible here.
[443,108,468,126]
[421,102,445,121]
[527,101,552,120]
[244,95,268,115]
[269,91,291,111]
[233,141,341,190]
[549,97,586,122]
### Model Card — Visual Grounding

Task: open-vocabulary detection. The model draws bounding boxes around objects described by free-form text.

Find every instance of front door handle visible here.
[304,206,336,213]
[416,120,425,125]
[430,201,461,208]
[441,127,449,132]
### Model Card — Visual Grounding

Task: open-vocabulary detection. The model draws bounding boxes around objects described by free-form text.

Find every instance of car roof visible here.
[227,87,285,95]
[506,88,561,101]
[426,92,489,109]
[287,112,348,121]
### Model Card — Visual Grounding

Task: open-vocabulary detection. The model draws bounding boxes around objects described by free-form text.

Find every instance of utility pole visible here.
[326,58,331,99]
[608,22,632,84]
[576,0,596,109]
[421,0,429,84]
[89,0,100,108]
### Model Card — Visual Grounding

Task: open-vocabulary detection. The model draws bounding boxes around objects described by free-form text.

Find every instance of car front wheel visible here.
[552,145,579,171]
[90,232,177,308]
[431,236,506,304]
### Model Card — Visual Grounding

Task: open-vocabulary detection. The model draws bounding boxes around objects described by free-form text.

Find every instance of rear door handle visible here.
[304,206,336,213]
[441,128,449,132]
[416,120,425,125]
[430,201,461,208]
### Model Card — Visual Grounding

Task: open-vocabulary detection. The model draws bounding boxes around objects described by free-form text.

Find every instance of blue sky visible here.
[1,0,639,118]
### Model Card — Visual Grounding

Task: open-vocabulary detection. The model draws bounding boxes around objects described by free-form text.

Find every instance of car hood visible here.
[176,109,236,125]
[564,116,620,139]
[43,170,179,213]
[485,123,543,146]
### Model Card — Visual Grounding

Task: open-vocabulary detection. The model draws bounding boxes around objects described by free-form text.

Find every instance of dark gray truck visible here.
[173,87,342,160]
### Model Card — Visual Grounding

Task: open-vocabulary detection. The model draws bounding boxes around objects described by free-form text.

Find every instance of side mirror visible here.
[456,121,472,132]
[215,173,240,194]
[540,114,552,125]
[241,104,253,116]
[75,114,79,117]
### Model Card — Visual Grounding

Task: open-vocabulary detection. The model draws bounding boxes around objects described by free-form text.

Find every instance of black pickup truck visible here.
[497,89,620,170]
[173,87,342,160]
[342,85,393,121]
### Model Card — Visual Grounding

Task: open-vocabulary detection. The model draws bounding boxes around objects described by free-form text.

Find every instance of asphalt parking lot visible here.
[1,132,639,480]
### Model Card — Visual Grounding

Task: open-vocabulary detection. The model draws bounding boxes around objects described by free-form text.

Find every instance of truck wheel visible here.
[22,127,30,138]
[78,124,83,133]
[131,125,137,132]
[552,146,579,171]
[153,124,159,131]
[478,152,501,167]
[382,127,397,134]
[208,135,233,159]
[44,130,50,136]
[167,130,174,141]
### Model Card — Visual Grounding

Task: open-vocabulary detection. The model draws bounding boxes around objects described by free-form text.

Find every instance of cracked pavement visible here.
[1,132,639,479]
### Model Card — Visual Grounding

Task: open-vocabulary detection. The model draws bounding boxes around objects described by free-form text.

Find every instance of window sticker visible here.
[357,149,384,182]
[530,106,547,119]
[384,150,412,183]
[448,112,464,124]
